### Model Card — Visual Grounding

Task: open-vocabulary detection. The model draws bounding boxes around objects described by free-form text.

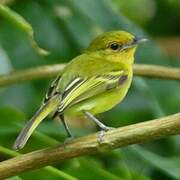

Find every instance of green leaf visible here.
[0,106,58,149]
[6,176,22,180]
[130,145,180,179]
[65,157,122,180]
[0,4,49,56]
[0,106,25,126]
[0,46,12,75]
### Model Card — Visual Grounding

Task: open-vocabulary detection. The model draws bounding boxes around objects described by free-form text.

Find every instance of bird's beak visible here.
[120,37,148,51]
[134,37,148,44]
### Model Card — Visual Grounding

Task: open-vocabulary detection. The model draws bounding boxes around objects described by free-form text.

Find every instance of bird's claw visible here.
[63,136,74,145]
[97,126,115,143]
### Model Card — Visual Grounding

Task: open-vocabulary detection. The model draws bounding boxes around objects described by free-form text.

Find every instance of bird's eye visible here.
[109,43,119,50]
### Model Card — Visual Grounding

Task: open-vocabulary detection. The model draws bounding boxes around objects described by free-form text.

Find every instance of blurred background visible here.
[0,0,180,179]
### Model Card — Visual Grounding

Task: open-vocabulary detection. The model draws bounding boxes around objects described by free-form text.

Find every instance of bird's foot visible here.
[97,126,115,143]
[63,136,75,145]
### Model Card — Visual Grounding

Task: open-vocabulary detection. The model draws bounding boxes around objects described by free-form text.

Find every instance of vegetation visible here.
[0,0,180,179]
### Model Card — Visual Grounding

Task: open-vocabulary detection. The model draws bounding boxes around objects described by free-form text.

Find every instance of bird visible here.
[13,30,147,150]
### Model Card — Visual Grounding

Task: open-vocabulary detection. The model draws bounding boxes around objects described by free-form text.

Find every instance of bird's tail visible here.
[13,94,60,150]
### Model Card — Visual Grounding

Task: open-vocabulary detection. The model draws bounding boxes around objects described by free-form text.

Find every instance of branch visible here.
[0,64,180,87]
[0,64,66,87]
[0,112,180,179]
[133,64,180,80]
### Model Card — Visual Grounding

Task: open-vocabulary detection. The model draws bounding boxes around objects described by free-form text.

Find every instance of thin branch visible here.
[133,64,180,80]
[0,64,179,87]
[0,112,180,179]
[0,64,66,87]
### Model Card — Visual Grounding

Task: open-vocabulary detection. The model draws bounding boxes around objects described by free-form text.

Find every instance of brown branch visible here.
[0,112,180,179]
[0,64,66,87]
[0,64,179,87]
[133,64,180,80]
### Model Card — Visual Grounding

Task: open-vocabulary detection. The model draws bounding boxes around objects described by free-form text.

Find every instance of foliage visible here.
[0,0,179,179]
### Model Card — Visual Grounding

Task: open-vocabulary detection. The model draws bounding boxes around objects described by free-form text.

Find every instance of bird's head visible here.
[86,31,147,64]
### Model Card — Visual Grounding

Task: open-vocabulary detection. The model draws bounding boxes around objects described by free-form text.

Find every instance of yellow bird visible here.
[13,31,146,150]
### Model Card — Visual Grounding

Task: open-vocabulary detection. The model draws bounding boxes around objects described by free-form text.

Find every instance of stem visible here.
[0,64,179,87]
[0,112,179,179]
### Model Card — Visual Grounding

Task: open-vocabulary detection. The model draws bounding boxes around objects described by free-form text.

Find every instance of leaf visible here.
[0,106,58,149]
[6,176,22,180]
[65,157,123,180]
[130,145,180,179]
[0,46,12,75]
[106,150,152,180]
[0,107,25,146]
[0,4,49,55]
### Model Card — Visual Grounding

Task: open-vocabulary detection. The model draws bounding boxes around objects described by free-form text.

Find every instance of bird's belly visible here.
[64,80,131,117]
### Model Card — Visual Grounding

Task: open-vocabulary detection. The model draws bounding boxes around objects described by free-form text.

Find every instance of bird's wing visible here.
[58,70,128,112]
[43,75,61,104]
